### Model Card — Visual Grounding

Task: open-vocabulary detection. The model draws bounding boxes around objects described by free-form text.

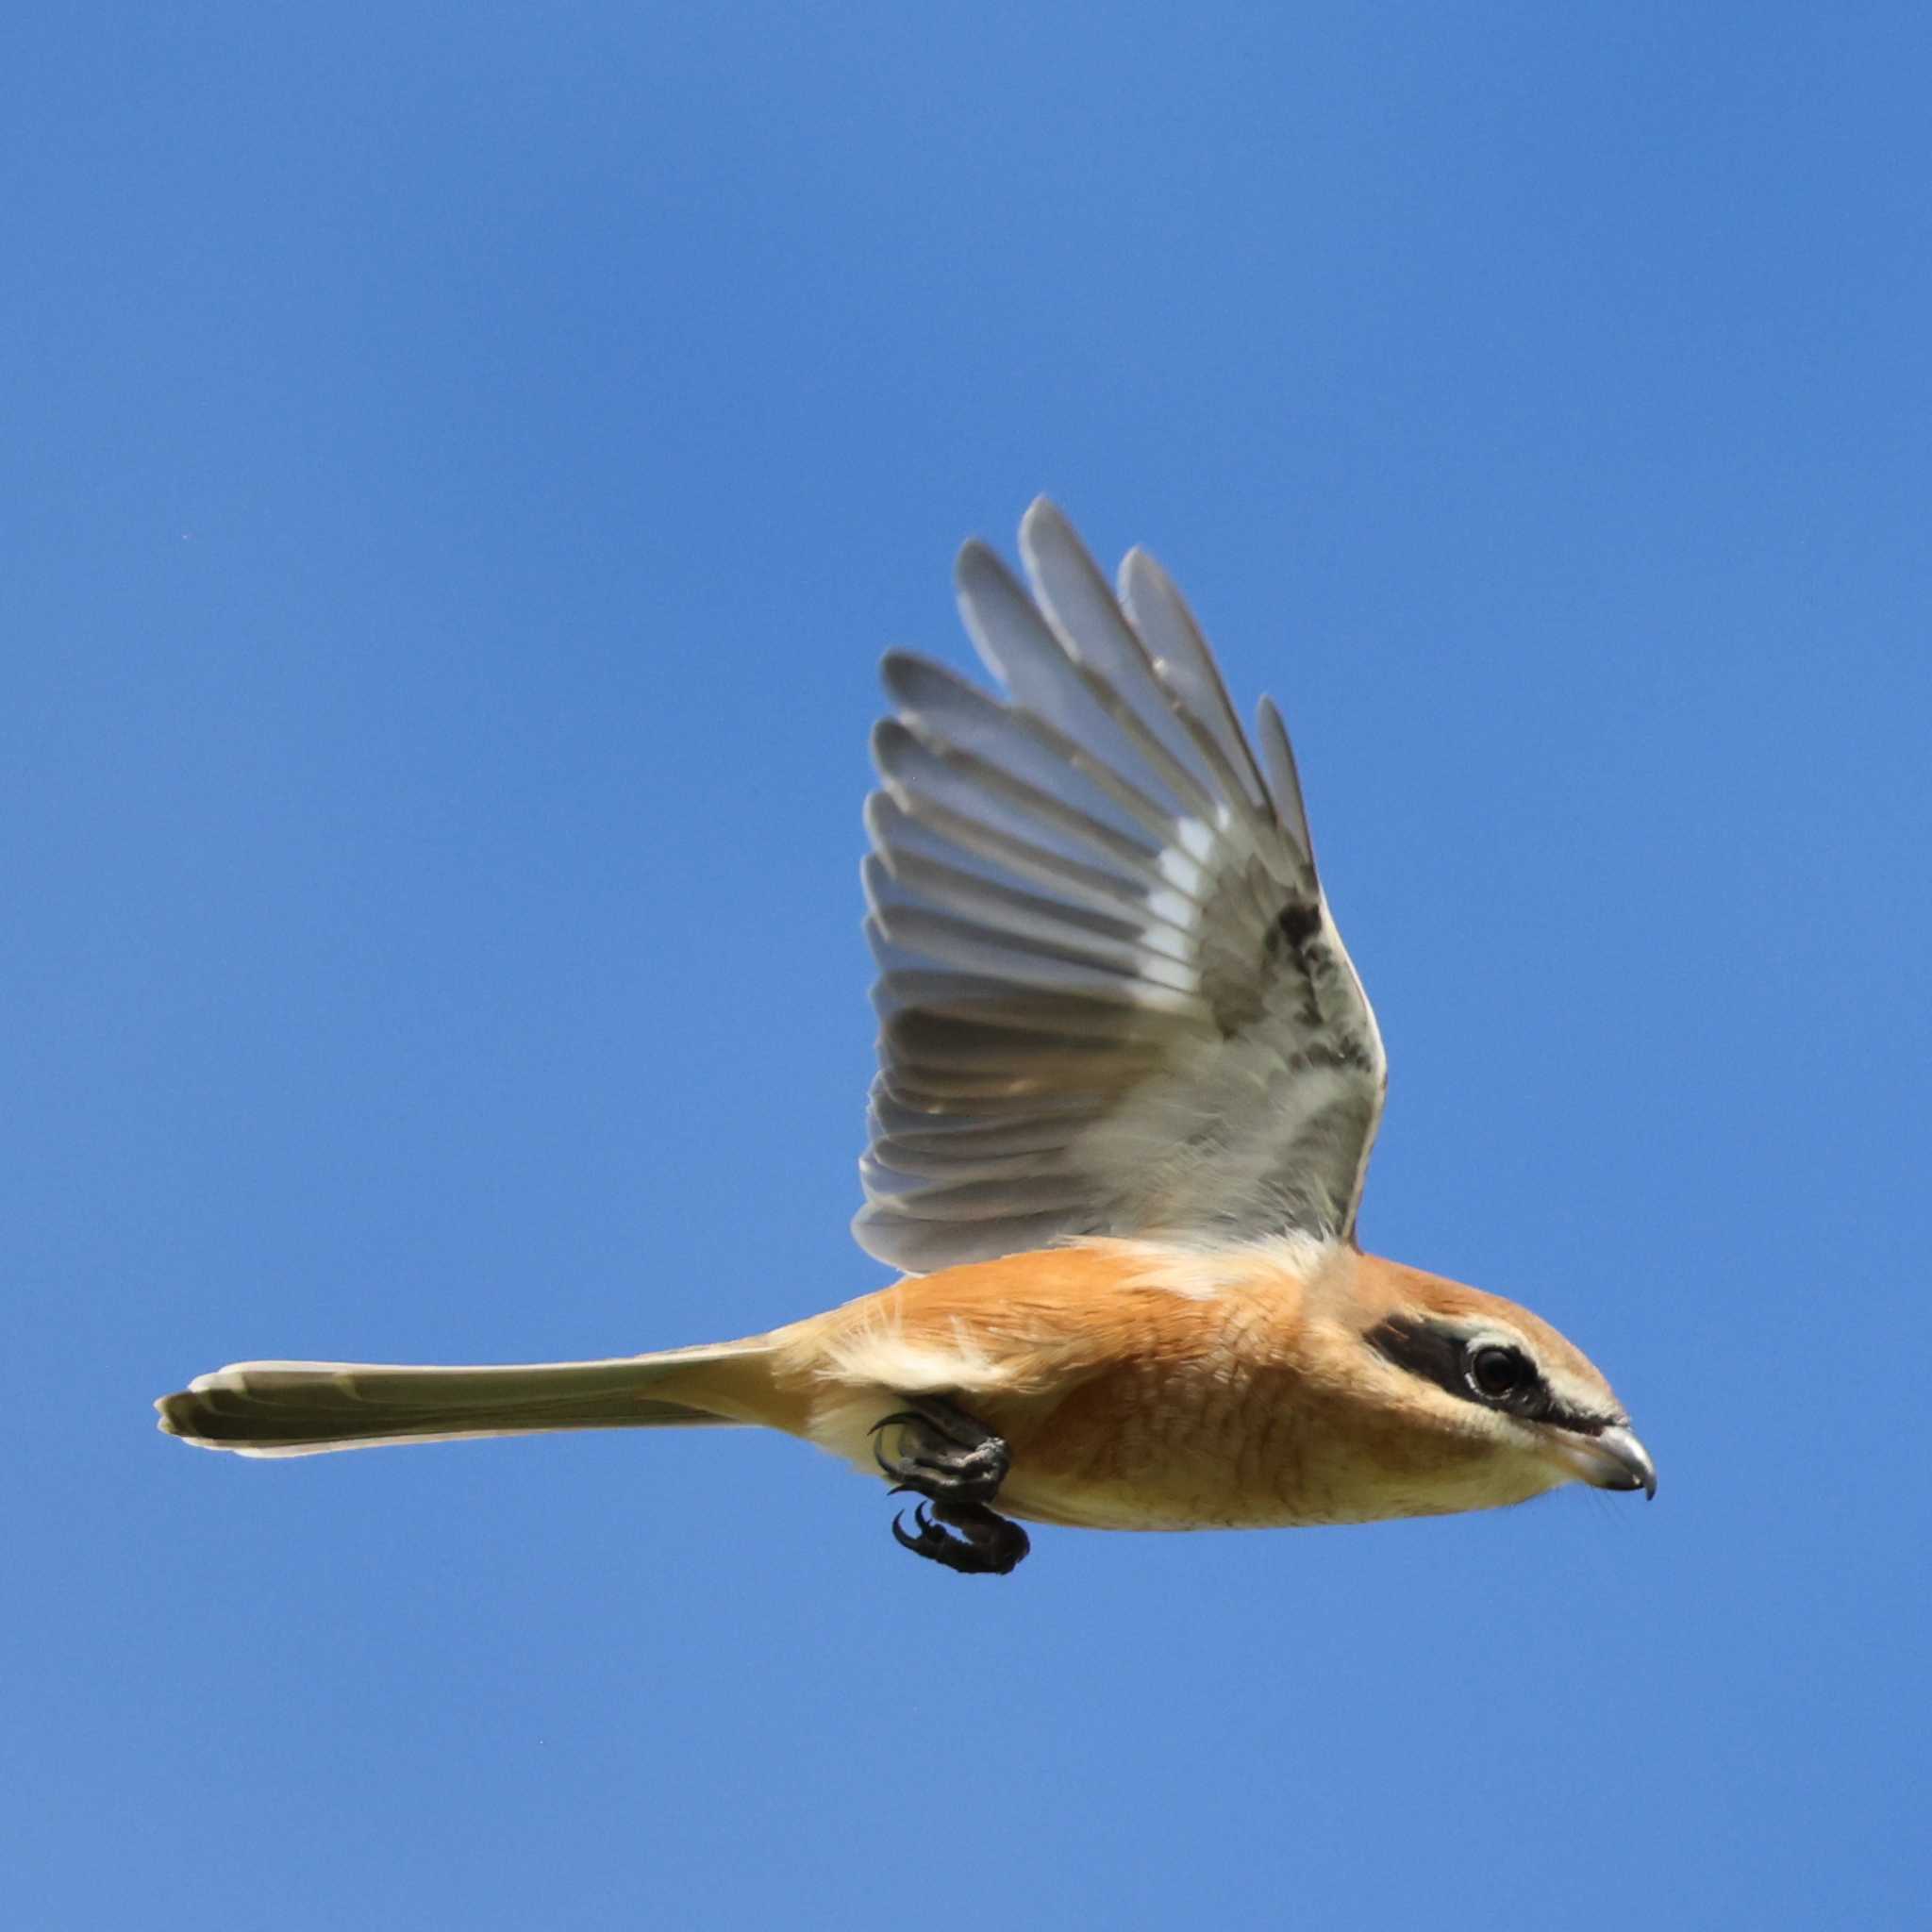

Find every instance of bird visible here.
[157,498,1655,1575]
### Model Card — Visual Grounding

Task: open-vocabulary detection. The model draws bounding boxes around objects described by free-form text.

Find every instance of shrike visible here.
[158,500,1655,1574]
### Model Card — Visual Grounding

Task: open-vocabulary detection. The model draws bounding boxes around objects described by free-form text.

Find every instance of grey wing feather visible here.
[855,498,1387,1273]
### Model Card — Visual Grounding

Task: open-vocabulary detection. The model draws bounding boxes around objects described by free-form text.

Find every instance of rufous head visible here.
[1324,1257,1656,1518]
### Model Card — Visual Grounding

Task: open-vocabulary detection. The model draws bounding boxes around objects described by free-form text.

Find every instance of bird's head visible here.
[1313,1256,1656,1518]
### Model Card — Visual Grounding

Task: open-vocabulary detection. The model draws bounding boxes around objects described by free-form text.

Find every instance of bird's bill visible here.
[1550,1424,1657,1499]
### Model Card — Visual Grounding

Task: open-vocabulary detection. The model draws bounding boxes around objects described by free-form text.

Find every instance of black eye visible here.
[1468,1344,1534,1402]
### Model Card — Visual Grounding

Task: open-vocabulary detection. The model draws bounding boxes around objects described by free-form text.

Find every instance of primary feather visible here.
[855,499,1388,1274]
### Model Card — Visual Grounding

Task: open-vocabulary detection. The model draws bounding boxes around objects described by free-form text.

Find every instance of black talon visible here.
[890,1499,1030,1576]
[891,1502,955,1561]
[871,1393,1029,1574]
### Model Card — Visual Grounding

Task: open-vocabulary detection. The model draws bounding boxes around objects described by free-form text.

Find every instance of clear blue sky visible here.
[8,7,1927,1926]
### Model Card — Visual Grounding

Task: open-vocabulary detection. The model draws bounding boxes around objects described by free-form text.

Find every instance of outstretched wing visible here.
[855,499,1387,1275]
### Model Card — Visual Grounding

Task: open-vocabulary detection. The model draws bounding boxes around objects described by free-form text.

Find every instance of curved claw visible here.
[872,1412,925,1479]
[873,1394,1022,1569]
[888,1497,1030,1574]
[891,1503,938,1553]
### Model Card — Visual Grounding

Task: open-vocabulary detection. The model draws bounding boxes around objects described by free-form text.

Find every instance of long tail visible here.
[155,1341,772,1458]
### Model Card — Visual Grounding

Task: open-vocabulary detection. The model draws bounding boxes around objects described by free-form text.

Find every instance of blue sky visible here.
[8,6,1928,1926]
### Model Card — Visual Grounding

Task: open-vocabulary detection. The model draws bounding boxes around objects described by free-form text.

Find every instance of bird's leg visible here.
[870,1394,1030,1575]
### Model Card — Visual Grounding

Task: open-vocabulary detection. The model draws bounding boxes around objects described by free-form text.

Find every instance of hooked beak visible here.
[1552,1424,1657,1499]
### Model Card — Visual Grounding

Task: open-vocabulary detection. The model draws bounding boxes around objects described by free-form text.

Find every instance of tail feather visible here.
[156,1344,764,1457]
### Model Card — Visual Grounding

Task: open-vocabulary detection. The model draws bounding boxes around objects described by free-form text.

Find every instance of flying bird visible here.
[158,500,1655,1574]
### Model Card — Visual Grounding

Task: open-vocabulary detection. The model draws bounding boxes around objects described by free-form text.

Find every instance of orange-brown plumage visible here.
[155,503,1653,1573]
[599,1237,1637,1536]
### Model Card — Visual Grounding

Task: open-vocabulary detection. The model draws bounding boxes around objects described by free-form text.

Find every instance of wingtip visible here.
[1116,546,1164,627]
[1254,695,1315,856]
[1018,495,1087,573]
[1117,543,1167,604]
[958,501,1075,585]
[877,647,932,714]
[953,533,1003,587]
[868,713,908,770]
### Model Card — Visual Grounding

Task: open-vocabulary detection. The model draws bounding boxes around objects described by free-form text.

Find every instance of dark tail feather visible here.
[156,1347,760,1457]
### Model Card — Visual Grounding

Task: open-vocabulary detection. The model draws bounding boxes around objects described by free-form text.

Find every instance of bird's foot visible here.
[870,1394,1009,1505]
[891,1498,1031,1576]
[871,1395,1028,1574]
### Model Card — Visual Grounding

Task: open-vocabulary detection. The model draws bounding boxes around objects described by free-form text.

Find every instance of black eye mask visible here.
[1364,1315,1613,1437]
